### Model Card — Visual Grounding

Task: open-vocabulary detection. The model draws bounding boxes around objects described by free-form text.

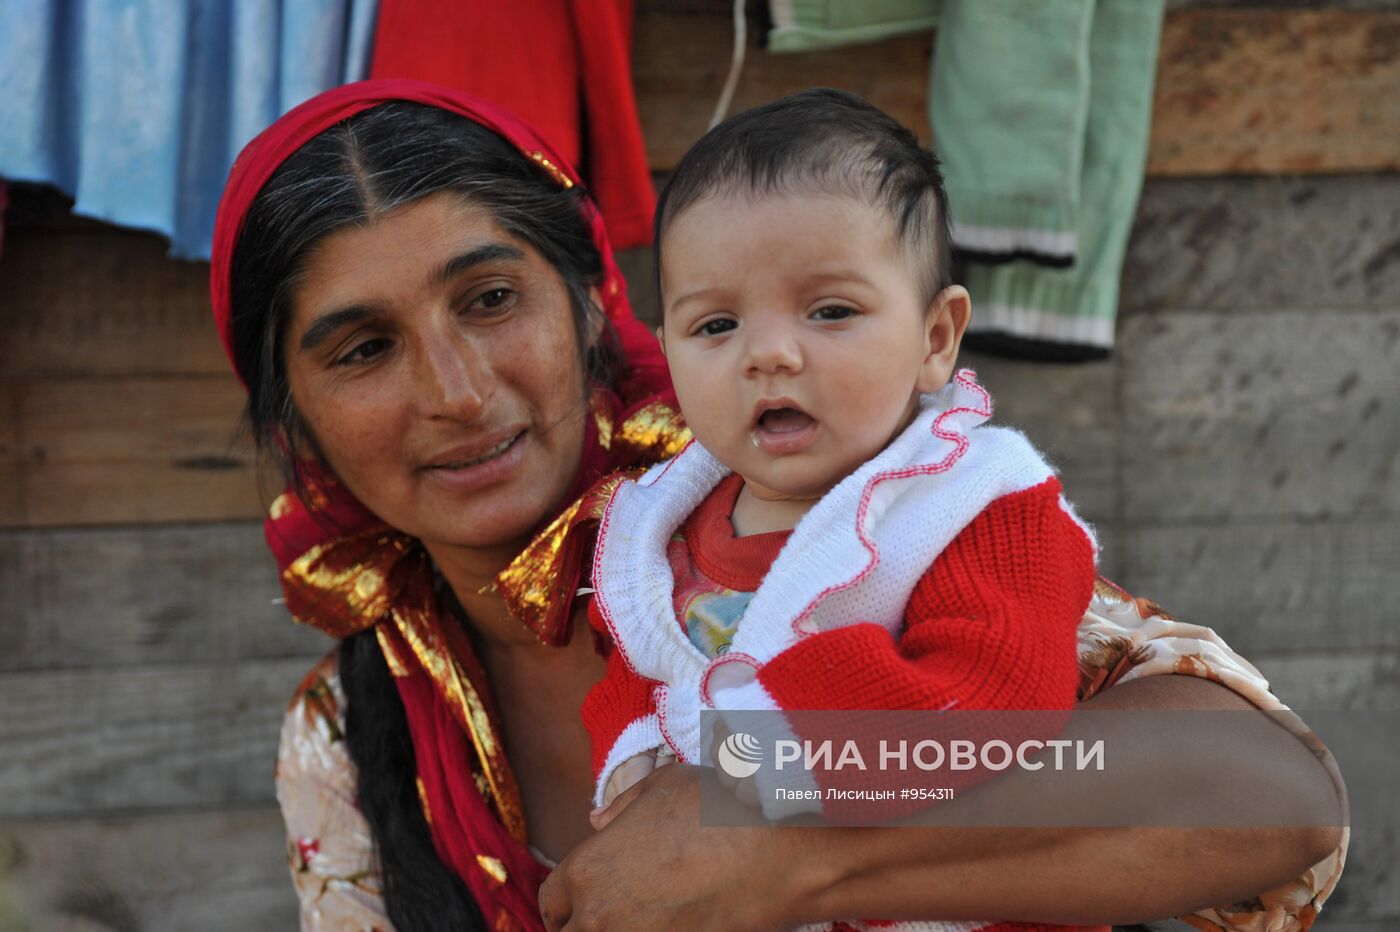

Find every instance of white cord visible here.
[708,0,748,130]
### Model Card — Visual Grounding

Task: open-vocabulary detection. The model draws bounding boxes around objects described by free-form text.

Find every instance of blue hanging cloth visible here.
[0,0,378,259]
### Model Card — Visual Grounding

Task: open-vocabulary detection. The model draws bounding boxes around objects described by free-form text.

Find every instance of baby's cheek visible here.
[832,366,892,422]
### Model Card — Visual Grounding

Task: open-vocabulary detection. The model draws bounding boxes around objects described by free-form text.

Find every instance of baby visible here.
[583,90,1098,837]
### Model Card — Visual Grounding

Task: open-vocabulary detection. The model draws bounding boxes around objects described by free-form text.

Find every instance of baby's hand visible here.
[709,719,762,812]
[601,749,659,809]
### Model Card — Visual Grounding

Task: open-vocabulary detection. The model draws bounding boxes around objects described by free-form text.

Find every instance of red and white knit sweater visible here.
[583,372,1100,932]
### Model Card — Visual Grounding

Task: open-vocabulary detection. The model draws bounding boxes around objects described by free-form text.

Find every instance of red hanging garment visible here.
[370,0,655,248]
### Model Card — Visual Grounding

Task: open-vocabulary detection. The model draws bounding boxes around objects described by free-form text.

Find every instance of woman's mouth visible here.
[429,433,520,469]
[422,431,528,491]
[752,406,819,455]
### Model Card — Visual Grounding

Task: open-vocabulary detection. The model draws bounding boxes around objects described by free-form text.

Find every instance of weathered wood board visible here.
[1150,9,1400,175]
[1320,828,1400,926]
[632,5,1400,177]
[0,380,22,528]
[2,375,270,527]
[0,523,329,673]
[1118,309,1400,523]
[1122,175,1400,314]
[0,658,311,818]
[0,807,297,931]
[1118,518,1400,656]
[1250,650,1400,712]
[2,230,224,379]
[960,351,1120,525]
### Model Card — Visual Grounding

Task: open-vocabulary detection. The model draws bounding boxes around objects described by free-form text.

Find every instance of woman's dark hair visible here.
[230,102,619,930]
[339,629,484,929]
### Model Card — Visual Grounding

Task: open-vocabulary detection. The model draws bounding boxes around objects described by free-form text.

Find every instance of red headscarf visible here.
[210,80,685,931]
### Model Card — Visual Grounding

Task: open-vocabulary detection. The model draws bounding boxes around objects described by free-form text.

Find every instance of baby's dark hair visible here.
[654,87,955,305]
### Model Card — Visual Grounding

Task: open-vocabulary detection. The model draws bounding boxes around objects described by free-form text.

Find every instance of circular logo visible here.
[716,732,763,779]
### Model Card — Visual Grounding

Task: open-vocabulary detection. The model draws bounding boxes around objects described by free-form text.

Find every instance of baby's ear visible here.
[916,285,972,393]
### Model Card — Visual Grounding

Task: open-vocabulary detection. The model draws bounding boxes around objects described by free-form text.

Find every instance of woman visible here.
[211,81,1344,931]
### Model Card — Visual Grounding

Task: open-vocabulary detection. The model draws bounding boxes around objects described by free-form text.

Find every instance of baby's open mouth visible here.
[756,407,816,433]
[752,402,819,455]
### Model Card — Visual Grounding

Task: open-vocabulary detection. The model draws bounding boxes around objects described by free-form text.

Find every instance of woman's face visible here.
[284,192,591,556]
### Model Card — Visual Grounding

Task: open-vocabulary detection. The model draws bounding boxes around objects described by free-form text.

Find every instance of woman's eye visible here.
[696,318,737,336]
[812,305,857,322]
[471,287,517,312]
[335,337,391,366]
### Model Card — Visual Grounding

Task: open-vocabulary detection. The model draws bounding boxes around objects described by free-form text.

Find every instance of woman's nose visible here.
[418,336,490,422]
[743,320,803,376]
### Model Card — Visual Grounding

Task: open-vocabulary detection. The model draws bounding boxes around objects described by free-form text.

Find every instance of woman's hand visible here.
[541,764,823,932]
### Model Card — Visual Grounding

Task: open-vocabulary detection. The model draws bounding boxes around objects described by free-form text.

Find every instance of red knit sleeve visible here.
[581,596,663,782]
[747,478,1094,821]
[756,477,1095,714]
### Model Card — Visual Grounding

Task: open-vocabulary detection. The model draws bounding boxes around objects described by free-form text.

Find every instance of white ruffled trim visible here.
[592,370,1066,764]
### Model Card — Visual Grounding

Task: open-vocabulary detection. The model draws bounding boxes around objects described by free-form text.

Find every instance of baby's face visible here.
[659,191,942,502]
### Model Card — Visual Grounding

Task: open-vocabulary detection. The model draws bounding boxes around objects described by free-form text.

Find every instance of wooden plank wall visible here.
[0,206,326,927]
[2,1,1397,928]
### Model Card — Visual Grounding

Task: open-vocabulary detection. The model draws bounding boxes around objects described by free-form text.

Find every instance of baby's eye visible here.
[696,318,737,336]
[811,305,858,322]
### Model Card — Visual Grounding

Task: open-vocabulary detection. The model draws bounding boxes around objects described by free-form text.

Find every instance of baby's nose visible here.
[743,323,803,375]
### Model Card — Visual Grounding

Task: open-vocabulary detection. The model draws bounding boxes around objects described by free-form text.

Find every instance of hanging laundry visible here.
[936,0,1165,359]
[768,0,940,52]
[0,0,378,260]
[370,0,655,248]
[766,0,1166,359]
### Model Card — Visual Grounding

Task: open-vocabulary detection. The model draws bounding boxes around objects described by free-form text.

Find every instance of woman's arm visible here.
[277,652,394,930]
[540,675,1342,931]
[541,583,1348,931]
[794,674,1343,927]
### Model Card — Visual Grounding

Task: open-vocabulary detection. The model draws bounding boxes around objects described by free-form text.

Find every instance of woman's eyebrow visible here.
[433,243,526,284]
[299,305,375,352]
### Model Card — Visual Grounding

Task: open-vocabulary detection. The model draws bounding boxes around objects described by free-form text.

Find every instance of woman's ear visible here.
[585,285,607,346]
[916,285,972,393]
[288,412,330,462]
